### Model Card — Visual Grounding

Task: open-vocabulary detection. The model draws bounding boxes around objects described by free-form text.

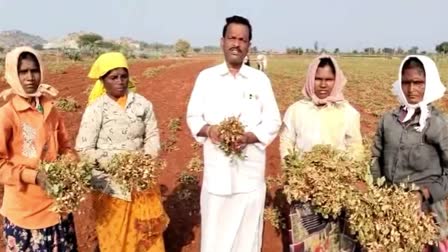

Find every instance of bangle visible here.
[206,125,213,138]
[417,189,426,202]
[35,170,40,185]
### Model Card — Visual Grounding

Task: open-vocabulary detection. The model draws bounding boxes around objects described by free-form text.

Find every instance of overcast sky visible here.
[0,0,446,52]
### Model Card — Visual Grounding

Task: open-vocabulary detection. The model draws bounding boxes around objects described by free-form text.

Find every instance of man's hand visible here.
[207,125,221,144]
[234,132,259,151]
[234,134,248,151]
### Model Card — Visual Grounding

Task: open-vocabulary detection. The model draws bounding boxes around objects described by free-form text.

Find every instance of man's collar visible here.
[217,62,249,78]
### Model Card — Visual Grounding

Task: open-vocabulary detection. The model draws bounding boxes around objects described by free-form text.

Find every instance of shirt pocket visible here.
[240,95,262,127]
[408,143,439,171]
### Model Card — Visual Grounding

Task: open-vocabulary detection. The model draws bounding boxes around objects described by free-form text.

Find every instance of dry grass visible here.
[161,117,182,153]
[143,65,167,78]
[56,97,80,112]
[264,206,285,230]
[267,55,448,138]
[186,155,203,173]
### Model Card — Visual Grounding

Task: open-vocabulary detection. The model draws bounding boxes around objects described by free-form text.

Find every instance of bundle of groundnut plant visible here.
[282,145,438,251]
[100,152,166,192]
[40,155,95,213]
[217,116,246,160]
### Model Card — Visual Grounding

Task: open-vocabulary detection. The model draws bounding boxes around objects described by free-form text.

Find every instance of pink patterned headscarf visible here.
[302,54,347,105]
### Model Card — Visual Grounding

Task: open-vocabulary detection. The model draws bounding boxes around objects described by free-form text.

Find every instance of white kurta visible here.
[186,63,281,252]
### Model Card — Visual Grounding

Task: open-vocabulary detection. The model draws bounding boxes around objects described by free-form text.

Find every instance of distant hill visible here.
[44,31,143,50]
[0,30,47,49]
[0,30,176,53]
[44,31,93,49]
[115,36,142,50]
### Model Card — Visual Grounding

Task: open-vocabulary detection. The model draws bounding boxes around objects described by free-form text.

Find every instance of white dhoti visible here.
[200,185,266,252]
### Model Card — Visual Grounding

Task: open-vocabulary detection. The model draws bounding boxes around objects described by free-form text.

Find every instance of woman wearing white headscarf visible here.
[371,55,448,245]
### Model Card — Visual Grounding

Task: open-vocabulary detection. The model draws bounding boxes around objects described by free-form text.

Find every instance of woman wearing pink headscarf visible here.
[279,55,363,250]
[280,54,363,159]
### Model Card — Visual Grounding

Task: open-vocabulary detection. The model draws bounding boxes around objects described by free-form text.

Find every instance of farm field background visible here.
[1,54,448,251]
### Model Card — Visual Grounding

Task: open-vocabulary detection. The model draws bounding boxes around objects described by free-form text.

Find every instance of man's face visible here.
[221,23,251,67]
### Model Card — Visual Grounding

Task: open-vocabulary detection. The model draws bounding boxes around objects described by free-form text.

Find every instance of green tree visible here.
[32,44,43,50]
[203,46,220,53]
[175,39,191,57]
[77,34,103,48]
[436,42,448,54]
[334,48,340,54]
[364,47,375,54]
[120,45,135,59]
[382,48,395,54]
[97,41,122,51]
[63,48,81,61]
[193,47,201,53]
[285,47,303,55]
[139,41,150,49]
[407,46,419,54]
[150,43,166,51]
[251,46,258,54]
[286,47,299,54]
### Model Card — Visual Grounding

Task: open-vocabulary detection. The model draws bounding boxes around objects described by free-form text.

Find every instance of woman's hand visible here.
[411,190,424,213]
[36,170,48,190]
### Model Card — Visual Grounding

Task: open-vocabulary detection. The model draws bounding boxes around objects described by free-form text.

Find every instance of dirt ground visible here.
[0,57,380,252]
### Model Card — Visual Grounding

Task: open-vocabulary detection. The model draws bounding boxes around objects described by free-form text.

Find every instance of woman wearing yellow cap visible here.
[75,52,169,251]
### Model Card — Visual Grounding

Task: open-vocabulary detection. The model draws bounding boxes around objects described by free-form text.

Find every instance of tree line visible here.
[285,41,448,55]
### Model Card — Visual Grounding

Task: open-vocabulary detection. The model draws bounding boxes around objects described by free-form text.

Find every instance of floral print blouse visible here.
[75,92,160,201]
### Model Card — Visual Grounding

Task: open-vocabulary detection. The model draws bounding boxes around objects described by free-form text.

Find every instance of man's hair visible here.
[222,15,252,41]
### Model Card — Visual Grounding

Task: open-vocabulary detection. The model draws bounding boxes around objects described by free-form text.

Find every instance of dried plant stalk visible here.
[282,145,438,251]
[217,116,245,160]
[100,152,166,192]
[264,206,284,230]
[40,156,95,213]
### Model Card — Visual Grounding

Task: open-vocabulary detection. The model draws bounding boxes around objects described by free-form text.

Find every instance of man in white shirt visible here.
[243,55,250,66]
[186,15,281,252]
